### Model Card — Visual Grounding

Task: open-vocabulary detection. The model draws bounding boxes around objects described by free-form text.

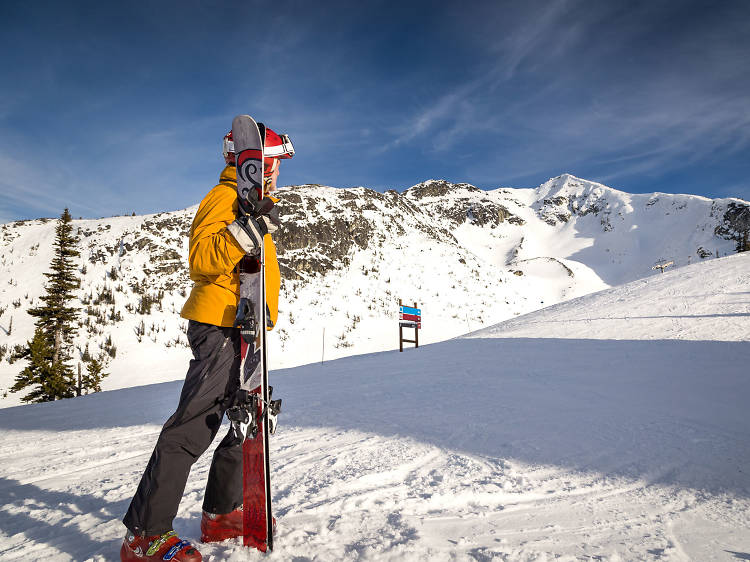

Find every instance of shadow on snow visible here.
[1,338,749,499]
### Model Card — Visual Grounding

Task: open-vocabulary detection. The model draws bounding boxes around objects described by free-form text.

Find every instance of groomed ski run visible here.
[0,253,748,560]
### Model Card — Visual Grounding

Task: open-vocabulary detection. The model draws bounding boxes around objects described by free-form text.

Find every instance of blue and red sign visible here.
[399,305,421,329]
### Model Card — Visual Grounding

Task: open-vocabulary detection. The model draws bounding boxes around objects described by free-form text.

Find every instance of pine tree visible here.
[79,357,108,395]
[11,329,76,402]
[11,209,81,403]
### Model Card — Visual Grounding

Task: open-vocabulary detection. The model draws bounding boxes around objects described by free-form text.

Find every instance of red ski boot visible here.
[200,508,242,543]
[120,529,201,562]
[201,508,276,543]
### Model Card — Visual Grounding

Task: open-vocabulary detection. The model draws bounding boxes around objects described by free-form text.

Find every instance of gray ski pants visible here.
[123,320,244,536]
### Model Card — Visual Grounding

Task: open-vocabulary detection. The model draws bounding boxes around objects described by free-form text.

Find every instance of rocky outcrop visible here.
[273,184,466,279]
[534,177,615,229]
[715,201,750,248]
[404,180,525,229]
[406,179,481,199]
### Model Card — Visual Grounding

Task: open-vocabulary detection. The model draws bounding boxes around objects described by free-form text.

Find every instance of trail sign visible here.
[399,305,422,328]
[399,300,421,352]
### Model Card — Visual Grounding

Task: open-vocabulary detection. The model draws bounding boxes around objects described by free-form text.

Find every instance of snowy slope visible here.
[0,253,748,560]
[0,174,748,409]
[0,211,197,402]
[467,252,750,341]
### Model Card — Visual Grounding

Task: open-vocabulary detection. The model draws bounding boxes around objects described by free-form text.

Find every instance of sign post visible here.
[652,258,674,274]
[399,299,421,352]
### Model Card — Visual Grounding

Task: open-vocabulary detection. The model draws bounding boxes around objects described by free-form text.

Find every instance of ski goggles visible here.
[223,134,295,159]
[264,134,295,159]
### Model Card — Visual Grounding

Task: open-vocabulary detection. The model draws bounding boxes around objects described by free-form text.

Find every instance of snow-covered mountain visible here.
[0,174,748,407]
[0,252,748,560]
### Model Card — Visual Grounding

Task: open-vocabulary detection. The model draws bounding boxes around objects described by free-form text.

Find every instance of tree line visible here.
[11,209,108,403]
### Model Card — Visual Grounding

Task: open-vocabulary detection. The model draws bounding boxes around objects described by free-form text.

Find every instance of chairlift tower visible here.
[652,258,674,274]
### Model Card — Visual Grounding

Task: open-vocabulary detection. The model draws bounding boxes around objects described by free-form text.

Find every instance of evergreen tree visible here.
[11,209,81,402]
[79,357,108,395]
[11,328,76,402]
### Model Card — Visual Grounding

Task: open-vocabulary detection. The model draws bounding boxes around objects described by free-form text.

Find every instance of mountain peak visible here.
[539,174,610,196]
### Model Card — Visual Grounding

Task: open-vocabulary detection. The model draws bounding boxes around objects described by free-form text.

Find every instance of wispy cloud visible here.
[1,0,748,219]
[0,153,107,219]
[494,0,580,79]
[379,1,750,194]
[380,80,484,152]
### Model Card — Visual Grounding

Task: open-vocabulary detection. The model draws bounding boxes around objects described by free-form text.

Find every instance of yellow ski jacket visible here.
[180,166,280,329]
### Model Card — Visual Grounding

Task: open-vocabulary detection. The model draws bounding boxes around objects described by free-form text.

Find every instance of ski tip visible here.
[233,114,257,126]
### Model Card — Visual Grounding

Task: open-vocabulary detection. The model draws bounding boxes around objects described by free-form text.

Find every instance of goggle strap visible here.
[223,138,235,157]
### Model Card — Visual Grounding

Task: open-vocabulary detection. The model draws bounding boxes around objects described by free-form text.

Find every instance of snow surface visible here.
[468,252,750,342]
[0,253,748,560]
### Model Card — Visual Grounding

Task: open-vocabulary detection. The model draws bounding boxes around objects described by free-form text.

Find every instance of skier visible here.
[120,124,294,562]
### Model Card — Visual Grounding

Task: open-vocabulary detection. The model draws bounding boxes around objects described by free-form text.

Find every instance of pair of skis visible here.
[226,115,279,552]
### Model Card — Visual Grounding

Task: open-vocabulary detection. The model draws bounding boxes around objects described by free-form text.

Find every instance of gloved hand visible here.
[227,198,281,253]
[259,200,281,233]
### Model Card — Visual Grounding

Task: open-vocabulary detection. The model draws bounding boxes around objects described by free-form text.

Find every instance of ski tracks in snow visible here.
[201,426,747,561]
[0,419,749,560]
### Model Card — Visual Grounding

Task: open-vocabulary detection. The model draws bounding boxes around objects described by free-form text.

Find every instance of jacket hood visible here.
[219,165,237,185]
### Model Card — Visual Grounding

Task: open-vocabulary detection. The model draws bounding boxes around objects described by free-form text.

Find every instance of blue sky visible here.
[1,0,749,222]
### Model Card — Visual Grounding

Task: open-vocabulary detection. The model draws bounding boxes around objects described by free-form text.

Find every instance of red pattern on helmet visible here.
[223,125,294,172]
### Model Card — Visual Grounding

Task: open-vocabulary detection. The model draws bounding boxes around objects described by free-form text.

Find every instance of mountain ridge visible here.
[1,174,748,407]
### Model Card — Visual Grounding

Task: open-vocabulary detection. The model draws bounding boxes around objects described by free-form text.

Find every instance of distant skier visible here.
[120,124,294,562]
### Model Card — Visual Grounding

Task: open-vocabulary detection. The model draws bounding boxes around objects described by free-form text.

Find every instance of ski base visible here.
[241,383,270,551]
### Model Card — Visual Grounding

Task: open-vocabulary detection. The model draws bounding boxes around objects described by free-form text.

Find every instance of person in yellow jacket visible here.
[120,125,294,562]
